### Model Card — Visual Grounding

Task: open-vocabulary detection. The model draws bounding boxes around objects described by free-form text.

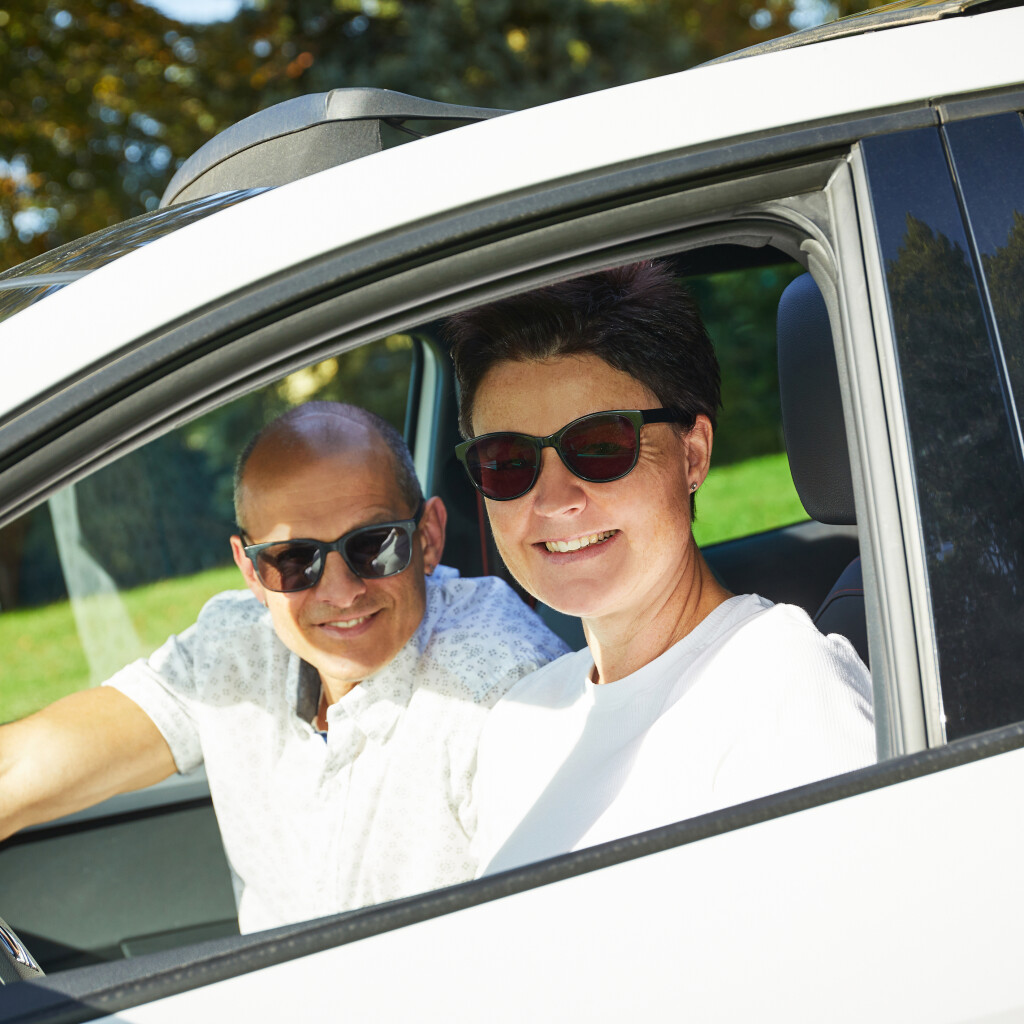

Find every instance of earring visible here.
[690,482,698,492]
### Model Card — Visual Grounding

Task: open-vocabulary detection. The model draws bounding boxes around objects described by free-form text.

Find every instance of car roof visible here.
[1,5,1021,420]
[707,0,1023,64]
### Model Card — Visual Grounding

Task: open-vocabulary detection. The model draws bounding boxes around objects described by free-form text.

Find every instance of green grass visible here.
[692,450,809,548]
[1,452,808,724]
[0,565,242,724]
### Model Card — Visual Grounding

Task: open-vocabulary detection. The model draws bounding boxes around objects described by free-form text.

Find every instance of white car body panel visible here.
[96,747,1024,1023]
[2,7,1022,419]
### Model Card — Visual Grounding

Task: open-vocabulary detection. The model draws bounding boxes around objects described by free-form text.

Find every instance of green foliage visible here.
[0,1,230,264]
[688,261,803,465]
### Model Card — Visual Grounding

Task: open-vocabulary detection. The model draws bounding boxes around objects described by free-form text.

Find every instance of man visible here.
[0,402,568,932]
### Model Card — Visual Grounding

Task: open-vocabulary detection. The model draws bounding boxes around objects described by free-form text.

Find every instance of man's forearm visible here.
[0,688,176,842]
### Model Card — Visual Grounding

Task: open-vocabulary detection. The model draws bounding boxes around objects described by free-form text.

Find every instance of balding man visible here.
[0,402,568,932]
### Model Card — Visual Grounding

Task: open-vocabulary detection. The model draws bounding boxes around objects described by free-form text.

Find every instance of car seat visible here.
[777,273,869,665]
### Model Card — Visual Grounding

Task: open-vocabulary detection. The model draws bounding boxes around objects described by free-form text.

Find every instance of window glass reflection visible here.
[863,126,1024,740]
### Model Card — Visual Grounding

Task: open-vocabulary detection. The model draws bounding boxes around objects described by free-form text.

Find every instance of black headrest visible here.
[777,273,856,526]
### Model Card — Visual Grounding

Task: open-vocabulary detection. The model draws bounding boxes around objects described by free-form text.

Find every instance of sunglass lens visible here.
[466,435,539,500]
[257,542,322,592]
[561,414,639,481]
[346,526,412,578]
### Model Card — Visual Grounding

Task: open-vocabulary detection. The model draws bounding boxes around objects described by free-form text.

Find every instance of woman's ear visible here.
[685,414,714,489]
[418,496,448,575]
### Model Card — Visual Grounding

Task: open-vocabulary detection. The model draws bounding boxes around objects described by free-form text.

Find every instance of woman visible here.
[447,261,874,875]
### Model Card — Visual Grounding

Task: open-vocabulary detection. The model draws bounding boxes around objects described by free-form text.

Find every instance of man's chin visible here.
[307,640,396,689]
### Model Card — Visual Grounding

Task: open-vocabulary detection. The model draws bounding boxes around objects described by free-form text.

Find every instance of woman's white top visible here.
[471,593,875,876]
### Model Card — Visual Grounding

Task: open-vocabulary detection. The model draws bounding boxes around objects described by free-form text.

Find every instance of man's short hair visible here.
[233,401,422,534]
[445,261,721,516]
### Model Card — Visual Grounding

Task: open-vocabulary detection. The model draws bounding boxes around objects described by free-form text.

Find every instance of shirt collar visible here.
[298,568,458,744]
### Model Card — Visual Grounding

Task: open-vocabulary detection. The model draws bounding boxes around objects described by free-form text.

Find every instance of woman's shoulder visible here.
[741,597,863,661]
[721,595,872,709]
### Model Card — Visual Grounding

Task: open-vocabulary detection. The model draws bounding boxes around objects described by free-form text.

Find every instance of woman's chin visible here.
[529,583,616,622]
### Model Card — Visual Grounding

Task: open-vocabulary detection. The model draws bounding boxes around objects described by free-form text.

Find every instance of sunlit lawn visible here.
[693,450,808,547]
[1,452,807,723]
[0,565,241,723]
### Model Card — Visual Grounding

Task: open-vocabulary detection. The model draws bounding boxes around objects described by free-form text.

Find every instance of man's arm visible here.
[0,687,177,843]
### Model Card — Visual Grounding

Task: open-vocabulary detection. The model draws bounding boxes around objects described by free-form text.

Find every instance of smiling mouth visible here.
[544,530,617,553]
[319,612,376,630]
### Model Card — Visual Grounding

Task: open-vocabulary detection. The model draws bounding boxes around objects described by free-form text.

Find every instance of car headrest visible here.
[777,273,856,526]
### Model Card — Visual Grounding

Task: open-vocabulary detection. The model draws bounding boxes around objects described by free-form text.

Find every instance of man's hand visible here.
[0,687,176,842]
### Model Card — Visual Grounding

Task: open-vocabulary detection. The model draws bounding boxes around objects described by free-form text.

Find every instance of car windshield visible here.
[0,189,264,327]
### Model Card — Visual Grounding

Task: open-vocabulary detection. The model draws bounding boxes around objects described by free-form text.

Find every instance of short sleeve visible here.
[104,626,205,774]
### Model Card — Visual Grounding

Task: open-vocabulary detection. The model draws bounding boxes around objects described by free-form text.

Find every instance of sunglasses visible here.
[242,501,424,593]
[455,409,681,501]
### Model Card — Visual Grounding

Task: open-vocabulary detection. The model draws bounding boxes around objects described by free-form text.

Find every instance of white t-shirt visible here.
[106,567,569,932]
[471,594,874,876]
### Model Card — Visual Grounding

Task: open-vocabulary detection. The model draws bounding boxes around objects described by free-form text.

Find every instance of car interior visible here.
[0,238,867,979]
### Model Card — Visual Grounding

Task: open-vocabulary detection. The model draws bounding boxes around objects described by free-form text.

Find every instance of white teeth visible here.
[324,616,369,629]
[544,531,615,553]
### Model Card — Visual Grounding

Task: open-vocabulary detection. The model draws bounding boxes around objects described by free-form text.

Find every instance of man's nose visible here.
[531,448,586,517]
[314,550,368,605]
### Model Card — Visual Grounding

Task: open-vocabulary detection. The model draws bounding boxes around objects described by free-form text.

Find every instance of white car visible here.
[1,0,1023,1019]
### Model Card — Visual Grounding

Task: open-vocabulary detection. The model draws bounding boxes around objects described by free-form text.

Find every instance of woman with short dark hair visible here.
[448,260,874,874]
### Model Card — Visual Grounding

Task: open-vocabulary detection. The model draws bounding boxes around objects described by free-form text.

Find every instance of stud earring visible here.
[690,482,698,492]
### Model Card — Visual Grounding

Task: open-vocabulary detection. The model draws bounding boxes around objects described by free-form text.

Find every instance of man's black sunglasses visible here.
[454,409,681,501]
[243,501,424,593]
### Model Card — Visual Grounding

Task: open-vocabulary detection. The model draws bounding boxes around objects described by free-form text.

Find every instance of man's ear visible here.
[230,534,267,605]
[418,496,448,575]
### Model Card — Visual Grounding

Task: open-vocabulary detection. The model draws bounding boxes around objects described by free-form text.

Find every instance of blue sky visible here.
[137,0,245,24]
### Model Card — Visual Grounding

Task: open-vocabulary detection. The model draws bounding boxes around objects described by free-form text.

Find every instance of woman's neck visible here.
[583,546,732,685]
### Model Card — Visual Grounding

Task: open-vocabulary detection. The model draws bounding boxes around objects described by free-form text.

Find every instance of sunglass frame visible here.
[243,501,425,592]
[454,408,680,501]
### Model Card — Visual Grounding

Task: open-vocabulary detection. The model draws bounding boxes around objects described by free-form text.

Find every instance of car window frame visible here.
[3,94,1016,1013]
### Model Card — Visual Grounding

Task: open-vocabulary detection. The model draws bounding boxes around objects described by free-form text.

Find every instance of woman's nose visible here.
[531,448,586,517]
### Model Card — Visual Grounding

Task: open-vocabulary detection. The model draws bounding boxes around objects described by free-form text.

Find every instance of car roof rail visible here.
[160,88,509,207]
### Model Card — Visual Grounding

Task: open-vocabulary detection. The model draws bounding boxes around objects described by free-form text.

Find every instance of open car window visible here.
[0,227,871,980]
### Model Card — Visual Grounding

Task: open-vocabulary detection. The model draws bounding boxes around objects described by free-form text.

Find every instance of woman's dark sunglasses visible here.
[455,409,681,501]
[243,501,424,593]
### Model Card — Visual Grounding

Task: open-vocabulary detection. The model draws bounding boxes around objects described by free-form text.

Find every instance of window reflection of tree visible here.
[886,213,1024,739]
[982,209,1024,415]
